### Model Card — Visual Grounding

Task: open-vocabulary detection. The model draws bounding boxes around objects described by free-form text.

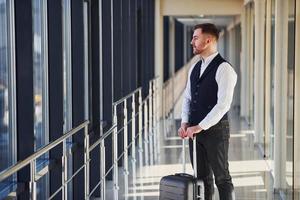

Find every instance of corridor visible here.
[0,0,300,199]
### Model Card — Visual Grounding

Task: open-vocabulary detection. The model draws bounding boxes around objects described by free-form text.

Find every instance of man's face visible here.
[190,28,211,55]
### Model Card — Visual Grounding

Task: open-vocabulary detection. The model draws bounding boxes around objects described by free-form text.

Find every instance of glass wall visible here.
[294,0,300,197]
[32,0,49,198]
[63,0,72,132]
[0,0,11,173]
[32,0,49,150]
[84,1,90,121]
[62,0,73,198]
[0,0,16,197]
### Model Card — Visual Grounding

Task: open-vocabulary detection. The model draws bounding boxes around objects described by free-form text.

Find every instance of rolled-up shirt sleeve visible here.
[181,65,195,124]
[198,62,237,130]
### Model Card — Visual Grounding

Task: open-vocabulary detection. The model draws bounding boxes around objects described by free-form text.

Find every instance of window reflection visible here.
[0,0,17,197]
[63,0,73,198]
[32,0,49,198]
[0,0,10,173]
[33,0,45,150]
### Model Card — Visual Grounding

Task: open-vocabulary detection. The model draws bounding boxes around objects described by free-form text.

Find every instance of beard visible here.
[193,47,203,55]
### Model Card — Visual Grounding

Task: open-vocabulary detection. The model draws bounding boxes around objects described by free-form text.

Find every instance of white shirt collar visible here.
[200,52,219,65]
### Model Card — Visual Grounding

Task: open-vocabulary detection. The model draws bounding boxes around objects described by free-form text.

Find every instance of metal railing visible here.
[162,56,199,138]
[110,77,160,200]
[0,121,89,200]
[0,77,160,200]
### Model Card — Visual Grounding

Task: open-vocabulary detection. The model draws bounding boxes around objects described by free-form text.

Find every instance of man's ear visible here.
[206,37,211,44]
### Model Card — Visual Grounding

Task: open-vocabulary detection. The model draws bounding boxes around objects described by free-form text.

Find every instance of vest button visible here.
[196,85,200,88]
[193,100,197,103]
[195,92,198,95]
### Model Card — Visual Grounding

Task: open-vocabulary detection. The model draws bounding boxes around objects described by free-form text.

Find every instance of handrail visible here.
[89,124,117,152]
[150,76,159,82]
[142,95,150,103]
[0,120,89,182]
[112,77,158,107]
[112,87,141,106]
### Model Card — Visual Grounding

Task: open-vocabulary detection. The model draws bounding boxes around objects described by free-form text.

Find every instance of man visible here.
[178,23,237,200]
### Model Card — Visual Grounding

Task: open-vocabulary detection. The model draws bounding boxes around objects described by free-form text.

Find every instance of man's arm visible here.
[178,65,195,138]
[181,78,191,124]
[181,63,195,124]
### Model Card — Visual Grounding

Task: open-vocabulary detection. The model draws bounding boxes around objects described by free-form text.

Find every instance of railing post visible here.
[153,79,158,163]
[100,120,106,200]
[100,140,106,200]
[182,139,186,173]
[156,78,160,159]
[113,105,119,200]
[163,85,167,138]
[149,81,154,165]
[123,100,129,175]
[30,161,37,200]
[131,94,136,162]
[84,124,90,199]
[131,93,137,200]
[144,99,149,165]
[62,140,68,200]
[171,73,175,133]
[138,89,143,158]
[123,100,129,199]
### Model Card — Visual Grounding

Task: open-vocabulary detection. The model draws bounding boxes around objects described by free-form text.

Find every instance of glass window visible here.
[0,0,10,173]
[63,0,72,133]
[62,0,73,198]
[83,2,90,121]
[32,0,49,198]
[0,0,17,197]
[33,0,49,151]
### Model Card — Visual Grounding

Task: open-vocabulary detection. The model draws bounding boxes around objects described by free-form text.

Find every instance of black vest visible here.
[189,54,228,126]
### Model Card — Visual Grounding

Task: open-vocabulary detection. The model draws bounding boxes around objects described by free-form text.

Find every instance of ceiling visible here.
[175,15,238,28]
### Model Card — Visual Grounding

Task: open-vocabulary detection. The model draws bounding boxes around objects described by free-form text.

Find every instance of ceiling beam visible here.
[161,0,243,16]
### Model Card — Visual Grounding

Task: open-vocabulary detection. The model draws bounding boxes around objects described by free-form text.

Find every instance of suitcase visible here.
[159,138,205,200]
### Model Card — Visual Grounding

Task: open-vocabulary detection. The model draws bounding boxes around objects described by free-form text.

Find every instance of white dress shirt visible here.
[181,52,237,130]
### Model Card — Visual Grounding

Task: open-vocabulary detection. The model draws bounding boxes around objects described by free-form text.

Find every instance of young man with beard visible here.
[178,23,237,200]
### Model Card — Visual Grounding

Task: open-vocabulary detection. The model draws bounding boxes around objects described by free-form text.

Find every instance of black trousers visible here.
[189,120,234,200]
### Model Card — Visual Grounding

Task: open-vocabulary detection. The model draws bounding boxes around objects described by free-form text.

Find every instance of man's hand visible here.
[186,125,203,139]
[178,123,189,139]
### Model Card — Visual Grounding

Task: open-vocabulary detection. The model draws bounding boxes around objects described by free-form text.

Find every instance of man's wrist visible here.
[181,122,189,128]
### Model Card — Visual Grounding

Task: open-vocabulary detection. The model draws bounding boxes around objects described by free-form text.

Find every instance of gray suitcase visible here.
[159,138,205,199]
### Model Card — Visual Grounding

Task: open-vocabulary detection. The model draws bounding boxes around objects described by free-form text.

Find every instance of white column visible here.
[155,0,163,118]
[240,6,247,118]
[294,0,300,194]
[245,4,252,122]
[169,17,175,76]
[274,0,288,190]
[254,0,265,144]
[228,27,239,109]
[168,17,176,128]
[248,4,254,124]
[264,0,272,158]
[183,25,187,63]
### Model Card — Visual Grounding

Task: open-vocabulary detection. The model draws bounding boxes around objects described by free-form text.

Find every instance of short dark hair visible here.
[193,23,220,40]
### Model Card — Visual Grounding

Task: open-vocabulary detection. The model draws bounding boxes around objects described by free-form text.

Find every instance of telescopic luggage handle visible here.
[182,137,197,178]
